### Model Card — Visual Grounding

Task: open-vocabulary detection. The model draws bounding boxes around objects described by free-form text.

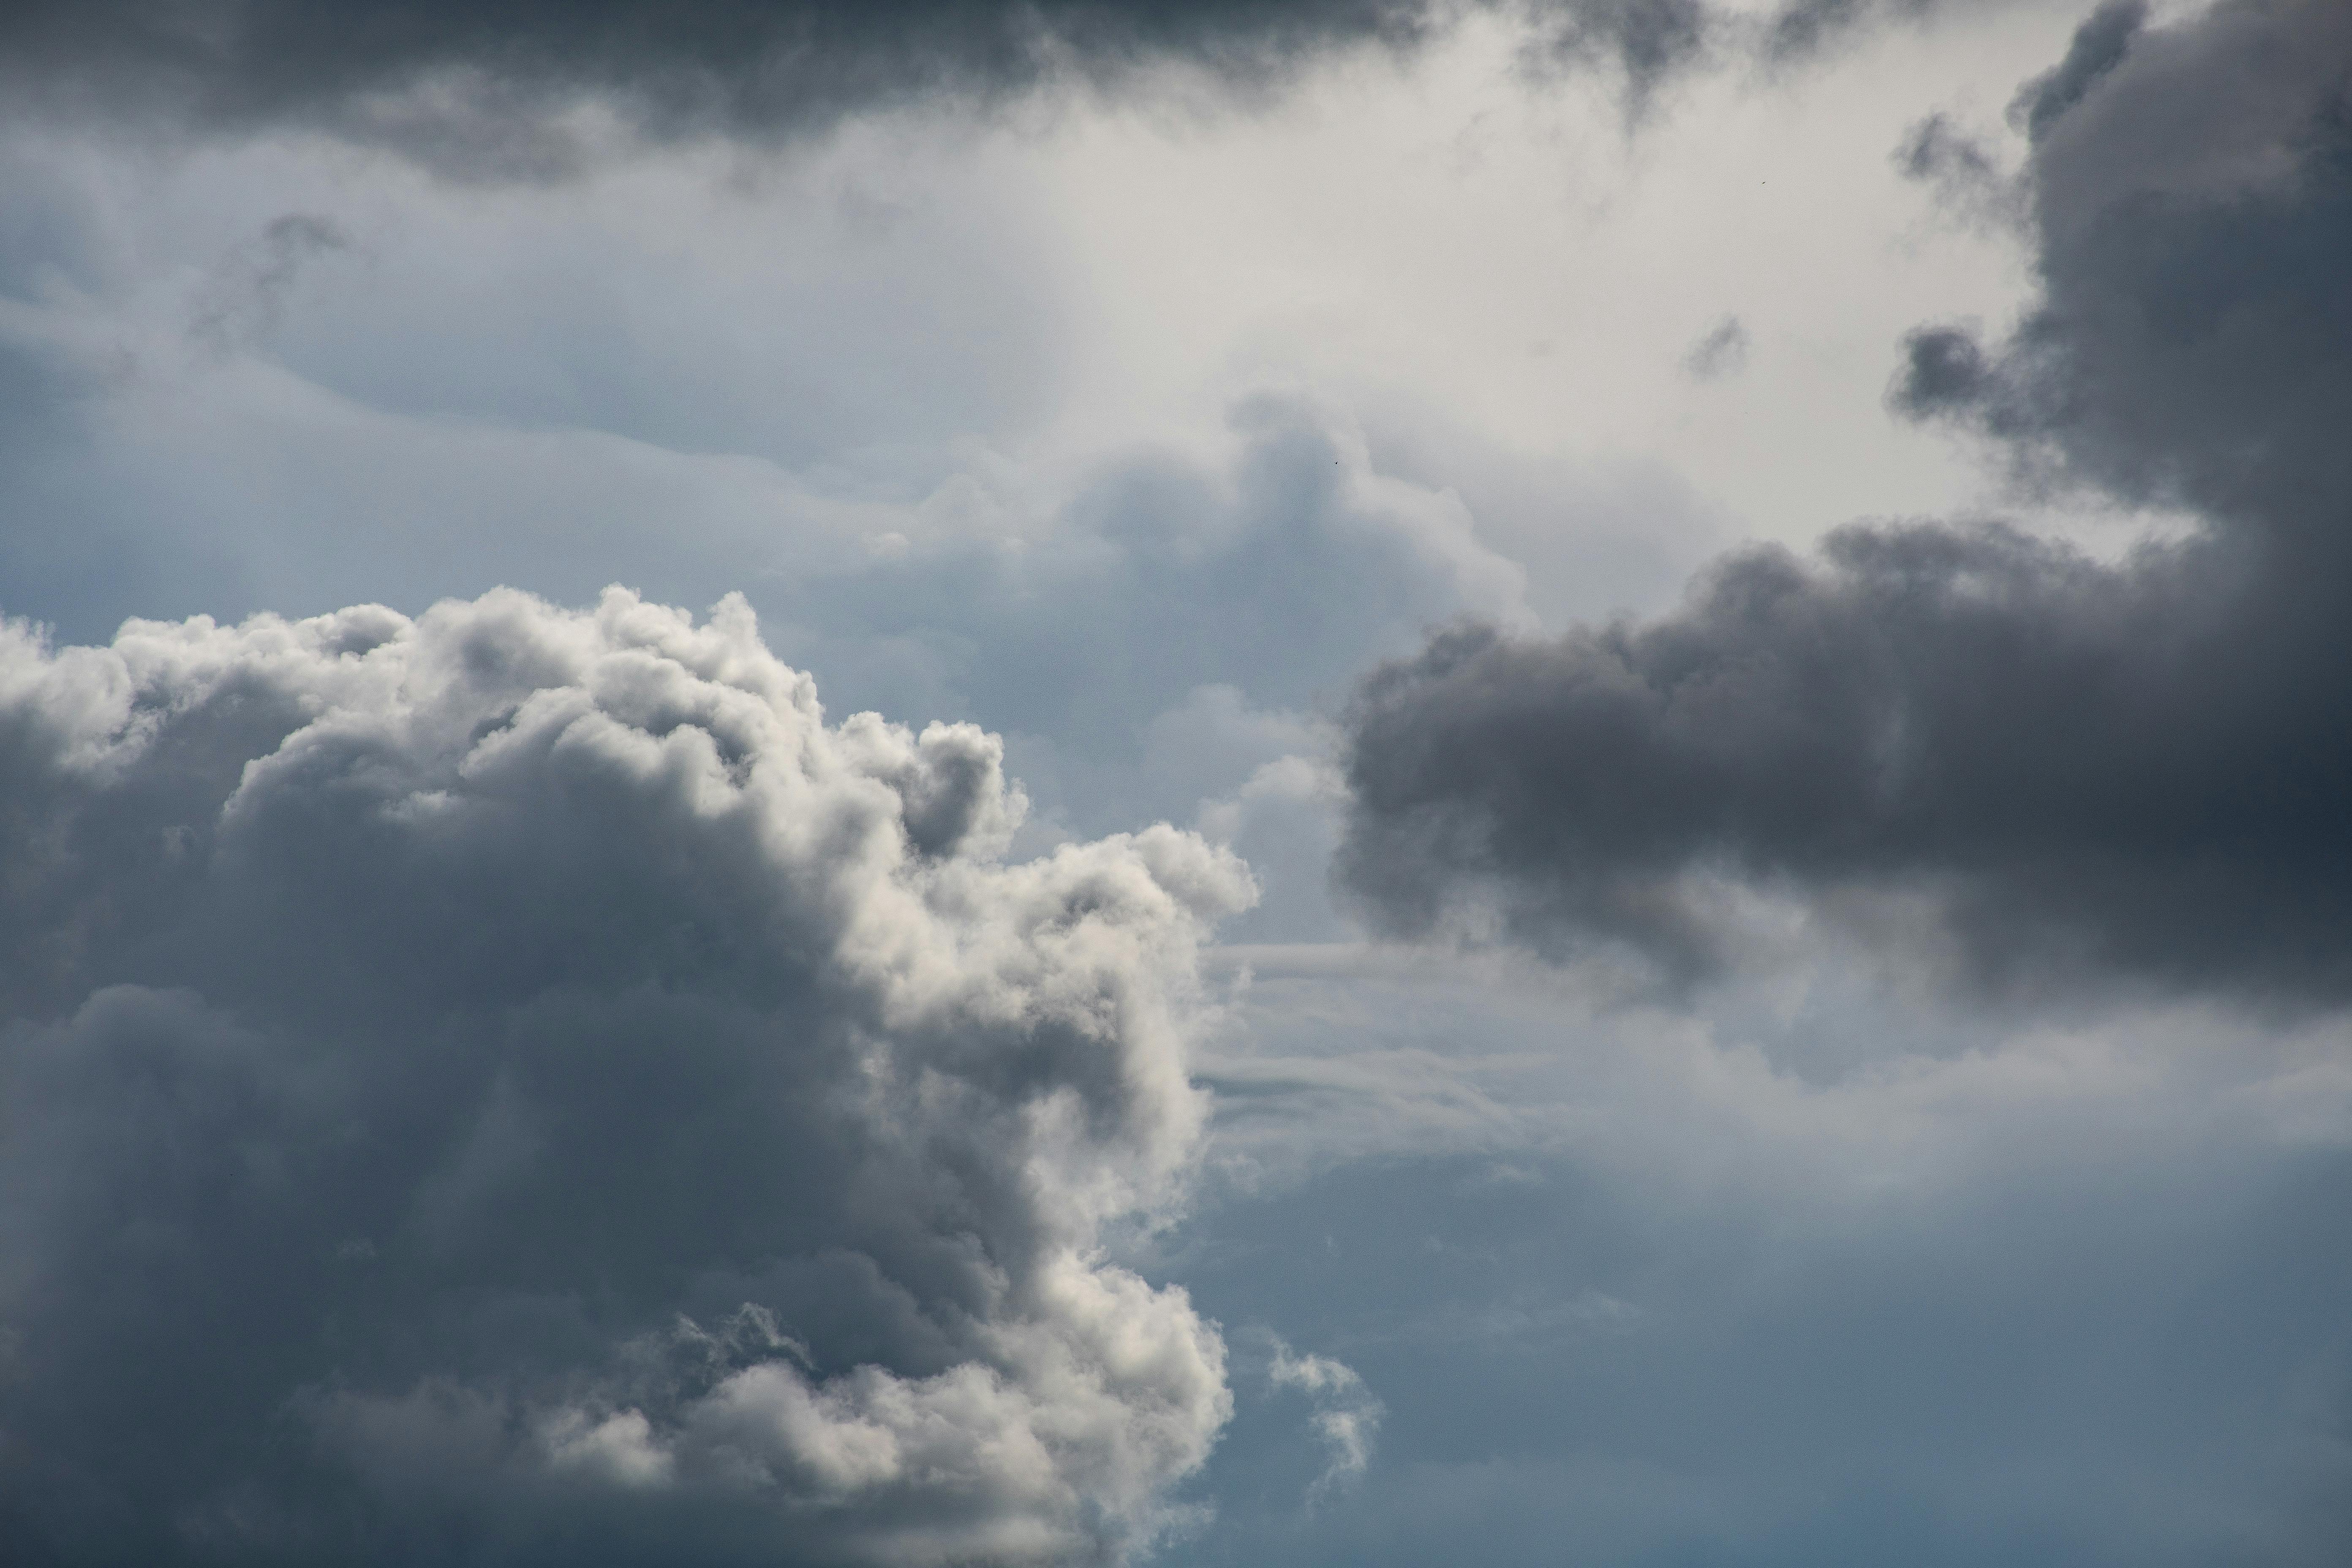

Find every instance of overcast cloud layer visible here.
[1340,0,2352,999]
[0,589,1254,1564]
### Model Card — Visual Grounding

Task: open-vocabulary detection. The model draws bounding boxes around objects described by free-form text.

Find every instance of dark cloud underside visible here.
[1338,0,2352,998]
[0,0,1431,173]
[0,0,1989,174]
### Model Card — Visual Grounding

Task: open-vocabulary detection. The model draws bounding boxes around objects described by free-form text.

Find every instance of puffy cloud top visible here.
[0,586,1255,1565]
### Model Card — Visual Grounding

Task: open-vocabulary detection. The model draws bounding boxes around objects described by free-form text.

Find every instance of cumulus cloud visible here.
[1337,0,2352,1000]
[0,585,1258,1565]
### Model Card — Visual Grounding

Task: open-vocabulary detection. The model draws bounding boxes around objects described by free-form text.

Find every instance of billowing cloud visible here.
[0,586,1256,1564]
[1337,0,2352,999]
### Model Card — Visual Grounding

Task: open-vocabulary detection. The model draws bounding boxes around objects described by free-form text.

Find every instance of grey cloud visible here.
[1522,0,1713,118]
[1337,0,2352,999]
[2009,0,2143,141]
[1519,0,2024,123]
[1261,1339,1383,1499]
[0,0,1441,177]
[0,1,2034,175]
[1680,313,1748,381]
[0,587,1256,1564]
[0,234,1516,939]
[1900,0,2352,528]
[1759,0,1869,61]
[768,396,1527,821]
[1893,112,1995,186]
[189,212,351,353]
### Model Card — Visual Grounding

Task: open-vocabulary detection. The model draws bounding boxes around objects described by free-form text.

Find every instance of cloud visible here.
[1162,944,2352,1567]
[1892,110,2019,232]
[1516,0,2026,125]
[1264,1340,1384,1500]
[0,0,1442,178]
[1336,0,2352,1000]
[0,0,2035,177]
[1521,0,1714,120]
[2006,0,2144,142]
[187,211,353,355]
[0,585,1258,1564]
[766,394,1530,818]
[1680,313,1748,381]
[0,162,1524,941]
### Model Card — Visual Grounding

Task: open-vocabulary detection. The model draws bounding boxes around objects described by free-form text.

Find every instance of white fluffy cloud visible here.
[0,586,1254,1565]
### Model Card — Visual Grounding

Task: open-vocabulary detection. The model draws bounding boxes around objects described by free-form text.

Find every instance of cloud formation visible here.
[0,0,1997,176]
[0,0,1437,176]
[1263,1341,1383,1500]
[1337,0,2352,998]
[1680,313,1748,381]
[0,587,1255,1564]
[1176,942,2352,1567]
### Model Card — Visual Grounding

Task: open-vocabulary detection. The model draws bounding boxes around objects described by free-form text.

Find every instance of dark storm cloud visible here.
[0,0,1438,175]
[0,0,2017,175]
[0,588,1255,1564]
[1338,0,2352,998]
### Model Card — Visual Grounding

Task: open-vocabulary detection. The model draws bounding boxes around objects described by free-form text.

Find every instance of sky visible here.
[1,2,2348,1565]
